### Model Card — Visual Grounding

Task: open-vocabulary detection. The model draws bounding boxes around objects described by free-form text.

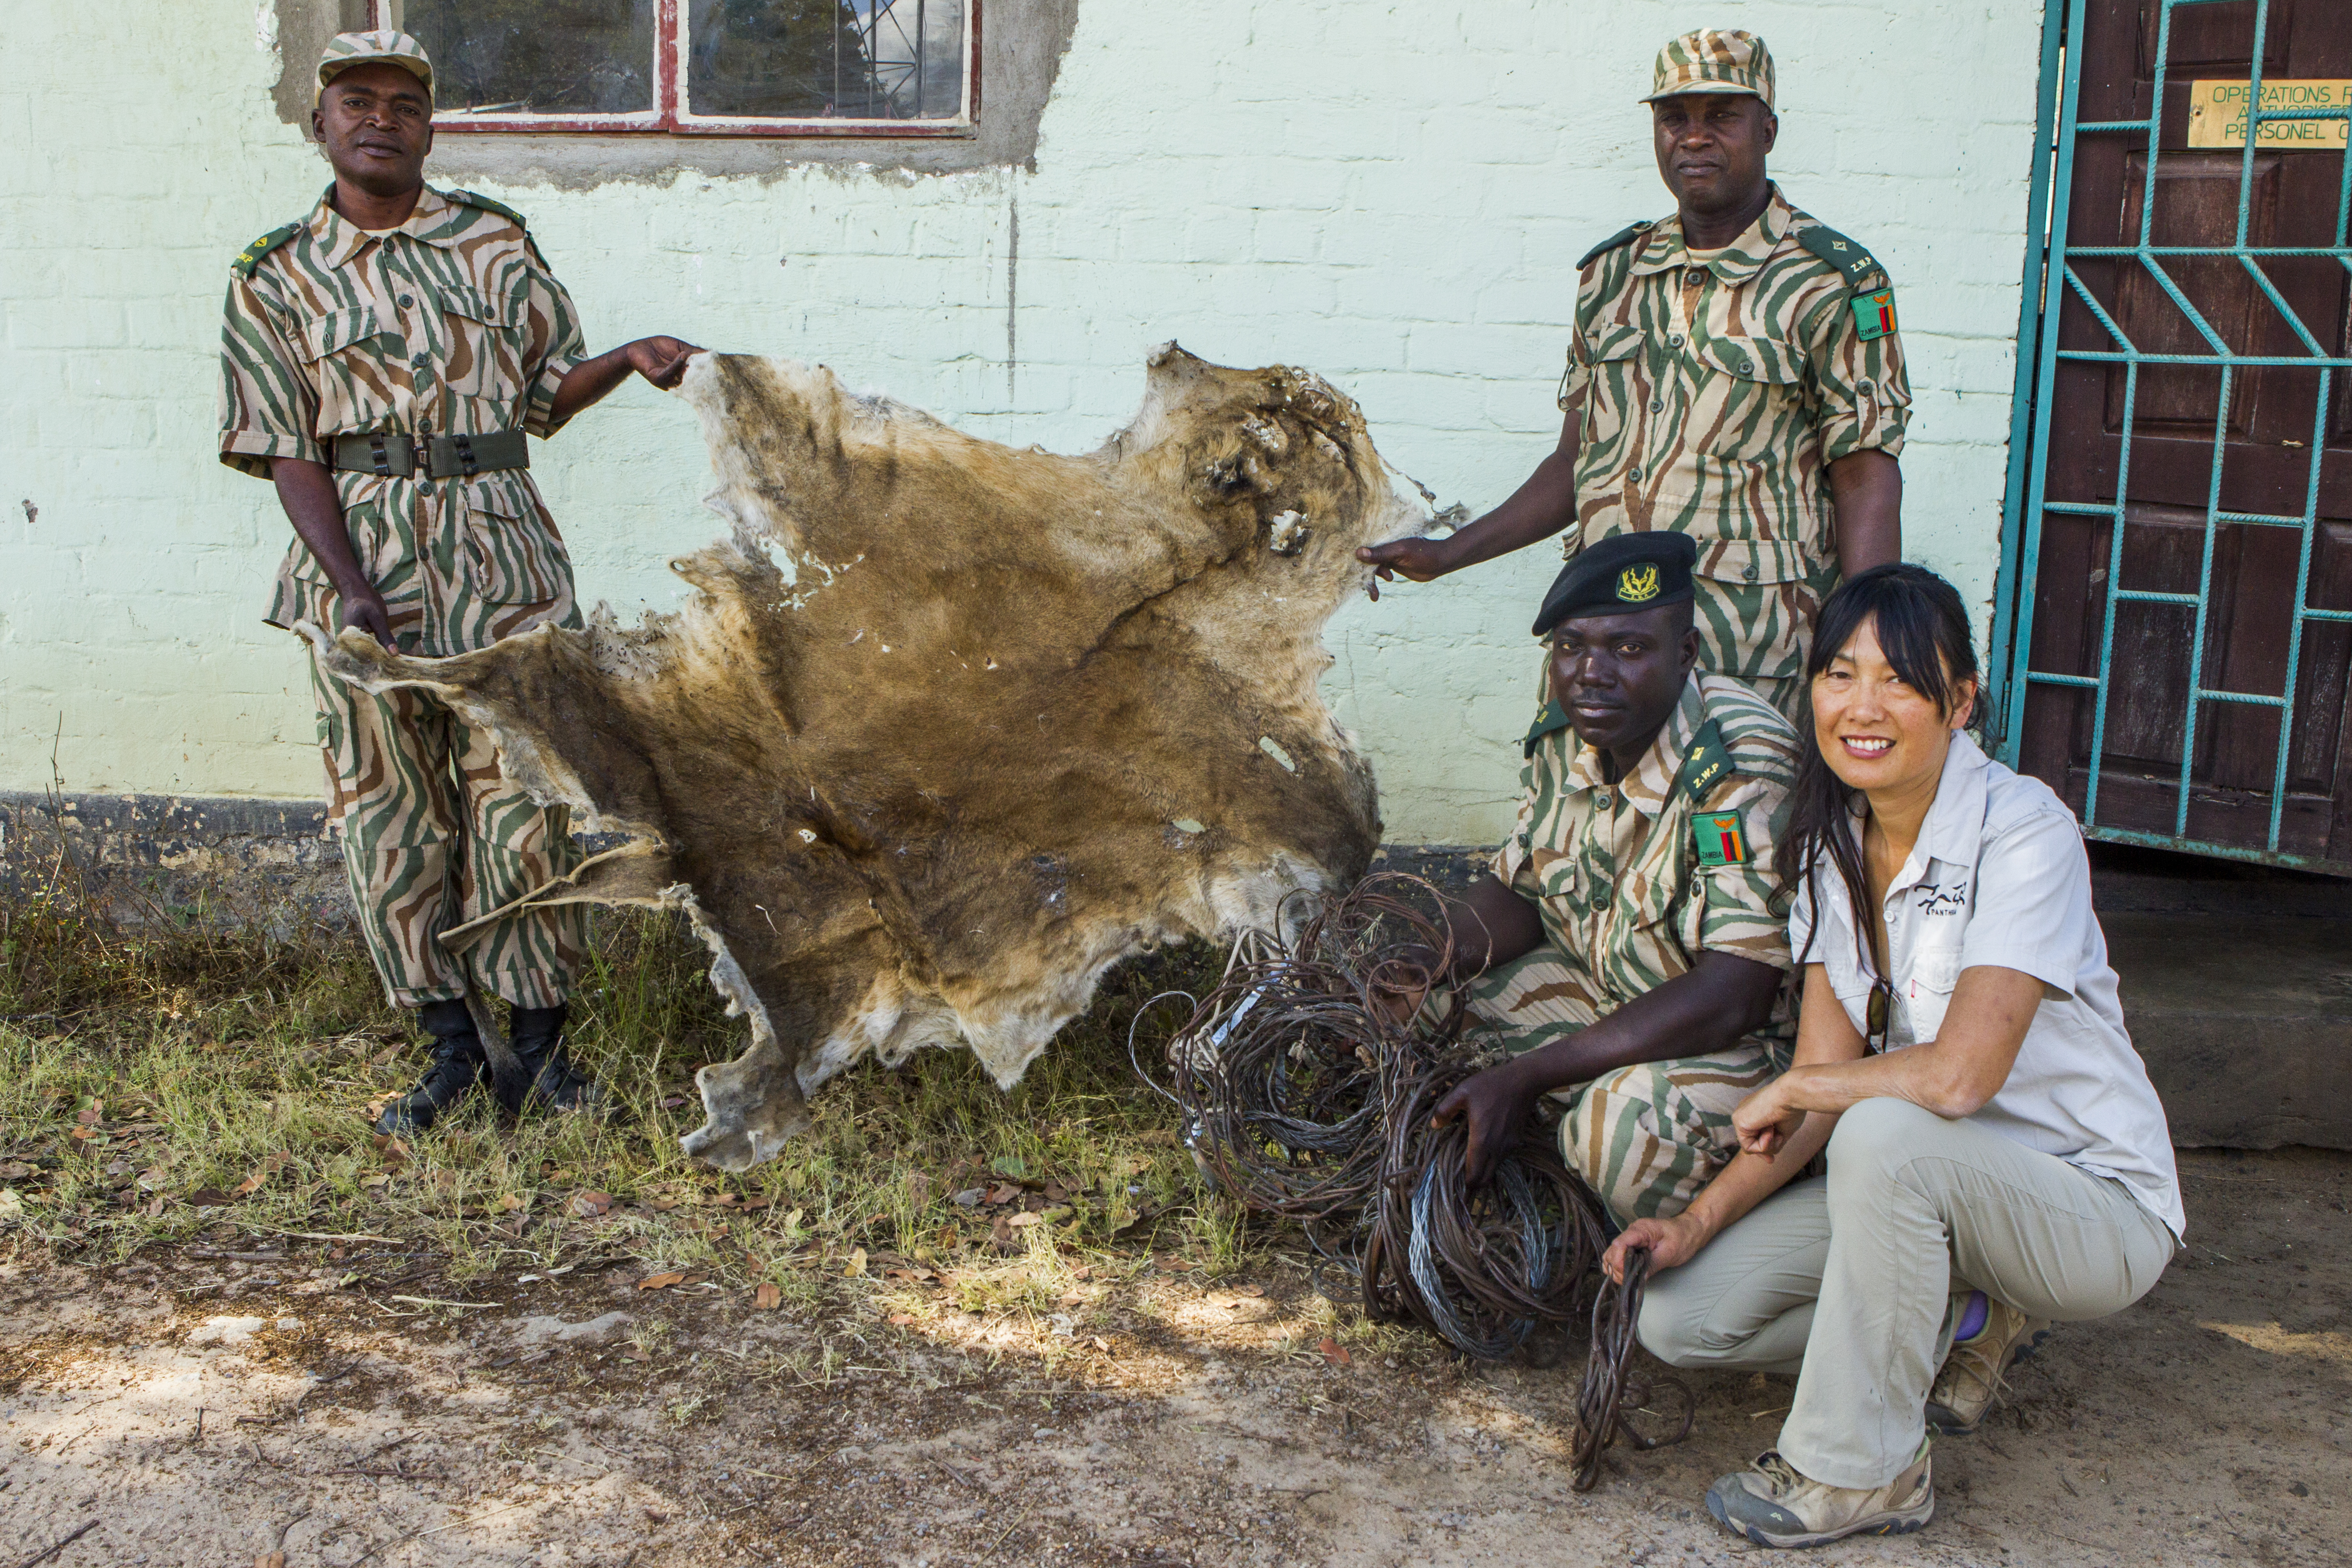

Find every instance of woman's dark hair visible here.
[1774,563,1980,978]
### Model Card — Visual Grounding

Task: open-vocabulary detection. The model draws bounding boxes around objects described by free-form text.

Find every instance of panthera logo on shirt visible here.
[1693,810,1750,866]
[1617,564,1661,603]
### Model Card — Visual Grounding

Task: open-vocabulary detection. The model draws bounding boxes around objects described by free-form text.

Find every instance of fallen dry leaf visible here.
[186,1188,233,1207]
[571,1190,614,1218]
[1007,1212,1042,1229]
[372,1135,411,1173]
[144,1195,165,1218]
[845,1247,869,1277]
[499,1192,525,1211]
[1318,1337,1352,1368]
[75,1100,103,1126]
[637,1272,686,1291]
[1090,1335,1112,1352]
[0,1160,34,1179]
[887,1313,917,1325]
[257,1552,286,1568]
[753,1283,782,1310]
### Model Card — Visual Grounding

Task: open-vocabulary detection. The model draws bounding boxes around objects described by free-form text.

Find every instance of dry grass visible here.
[0,865,1260,1319]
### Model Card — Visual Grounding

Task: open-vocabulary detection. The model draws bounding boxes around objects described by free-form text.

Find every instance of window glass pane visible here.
[404,0,656,115]
[688,0,966,120]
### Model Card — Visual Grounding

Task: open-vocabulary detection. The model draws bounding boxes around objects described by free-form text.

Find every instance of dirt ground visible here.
[3,1147,2345,1568]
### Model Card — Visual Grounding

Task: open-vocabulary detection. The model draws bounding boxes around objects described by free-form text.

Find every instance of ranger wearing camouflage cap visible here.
[218,29,704,1136]
[1362,28,1911,719]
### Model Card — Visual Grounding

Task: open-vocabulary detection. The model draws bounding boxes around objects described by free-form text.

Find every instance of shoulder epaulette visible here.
[447,188,528,230]
[1796,224,1886,292]
[231,223,303,280]
[1669,719,1738,803]
[1523,698,1573,759]
[1577,221,1653,272]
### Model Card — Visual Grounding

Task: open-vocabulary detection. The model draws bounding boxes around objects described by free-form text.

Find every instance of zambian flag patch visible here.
[1851,287,1897,342]
[1693,810,1751,866]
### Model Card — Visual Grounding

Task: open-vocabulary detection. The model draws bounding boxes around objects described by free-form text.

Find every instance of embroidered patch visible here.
[1693,810,1751,866]
[1617,564,1661,603]
[1851,288,1897,342]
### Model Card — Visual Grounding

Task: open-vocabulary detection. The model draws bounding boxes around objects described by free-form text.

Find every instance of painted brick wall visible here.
[0,0,2046,846]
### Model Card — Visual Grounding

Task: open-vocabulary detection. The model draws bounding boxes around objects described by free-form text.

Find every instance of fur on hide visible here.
[312,345,1431,1169]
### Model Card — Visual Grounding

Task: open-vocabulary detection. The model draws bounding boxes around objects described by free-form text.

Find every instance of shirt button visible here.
[1858,378,1875,393]
[1649,399,1664,413]
[411,353,430,371]
[1742,564,1759,582]
[1668,333,1685,348]
[1739,360,1756,375]
[398,294,415,308]
[1627,466,1643,482]
[1686,268,1706,285]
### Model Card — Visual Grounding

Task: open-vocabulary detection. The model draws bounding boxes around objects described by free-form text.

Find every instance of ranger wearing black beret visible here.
[1391,529,1805,1231]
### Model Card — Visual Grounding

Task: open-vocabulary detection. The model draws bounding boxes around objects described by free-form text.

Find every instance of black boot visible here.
[503,1002,602,1115]
[375,999,488,1136]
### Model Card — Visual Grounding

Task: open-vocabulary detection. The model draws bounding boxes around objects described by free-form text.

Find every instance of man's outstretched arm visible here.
[1356,408,1581,594]
[547,336,705,429]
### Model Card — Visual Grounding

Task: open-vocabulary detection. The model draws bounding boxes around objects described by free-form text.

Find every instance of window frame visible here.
[371,0,980,138]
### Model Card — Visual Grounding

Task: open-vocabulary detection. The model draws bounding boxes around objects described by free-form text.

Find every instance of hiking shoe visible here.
[374,999,488,1137]
[1706,1442,1935,1549]
[502,1002,603,1116]
[1925,1290,2050,1435]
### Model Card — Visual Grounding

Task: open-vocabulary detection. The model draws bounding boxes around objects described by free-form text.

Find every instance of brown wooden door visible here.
[2015,0,2352,867]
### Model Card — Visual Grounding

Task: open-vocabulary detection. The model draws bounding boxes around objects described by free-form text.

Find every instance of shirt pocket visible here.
[461,480,570,605]
[293,307,390,431]
[1901,944,1964,1044]
[1572,323,1650,439]
[1690,335,1806,463]
[436,285,526,406]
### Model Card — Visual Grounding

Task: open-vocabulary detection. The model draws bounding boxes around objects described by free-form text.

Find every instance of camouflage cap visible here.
[1640,29,1775,111]
[317,29,435,104]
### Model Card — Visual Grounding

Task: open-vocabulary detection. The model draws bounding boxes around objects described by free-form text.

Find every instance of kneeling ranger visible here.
[1407,534,1803,1223]
[217,30,702,1134]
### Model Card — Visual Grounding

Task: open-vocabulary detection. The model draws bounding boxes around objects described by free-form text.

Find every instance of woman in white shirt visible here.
[1603,563,2182,1550]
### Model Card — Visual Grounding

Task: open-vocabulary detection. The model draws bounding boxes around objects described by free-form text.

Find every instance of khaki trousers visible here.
[1635,1097,2176,1489]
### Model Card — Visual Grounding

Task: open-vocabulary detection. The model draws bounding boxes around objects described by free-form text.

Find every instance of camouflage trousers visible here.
[1465,946,1779,1225]
[309,649,584,1011]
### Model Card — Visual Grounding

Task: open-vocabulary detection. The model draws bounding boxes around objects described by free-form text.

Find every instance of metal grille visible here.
[1989,0,2352,870]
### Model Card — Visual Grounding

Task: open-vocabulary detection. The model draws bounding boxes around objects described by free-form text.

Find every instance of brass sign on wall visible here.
[2188,79,2351,149]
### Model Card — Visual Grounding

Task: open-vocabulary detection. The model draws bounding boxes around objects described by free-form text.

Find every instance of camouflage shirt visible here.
[1560,186,1911,684]
[218,184,588,657]
[1493,672,1801,1063]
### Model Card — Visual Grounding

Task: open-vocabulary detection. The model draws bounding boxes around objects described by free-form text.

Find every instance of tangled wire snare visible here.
[1361,1049,1612,1360]
[1570,1246,1697,1491]
[1129,875,1465,1227]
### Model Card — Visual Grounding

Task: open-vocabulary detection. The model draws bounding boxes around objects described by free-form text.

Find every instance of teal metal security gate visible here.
[1989,0,2352,872]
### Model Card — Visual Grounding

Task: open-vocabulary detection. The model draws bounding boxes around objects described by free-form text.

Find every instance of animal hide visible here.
[313,345,1431,1169]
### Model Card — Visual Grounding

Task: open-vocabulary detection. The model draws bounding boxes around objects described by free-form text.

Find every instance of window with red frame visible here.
[375,0,975,137]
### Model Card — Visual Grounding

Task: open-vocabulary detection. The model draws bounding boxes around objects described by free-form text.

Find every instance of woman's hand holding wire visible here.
[1604,1213,1704,1283]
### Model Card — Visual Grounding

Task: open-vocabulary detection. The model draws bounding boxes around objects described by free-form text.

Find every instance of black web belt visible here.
[330,430,530,480]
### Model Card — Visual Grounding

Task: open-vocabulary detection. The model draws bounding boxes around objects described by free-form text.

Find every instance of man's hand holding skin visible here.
[273,456,395,647]
[548,336,705,427]
[1357,411,1581,597]
[1600,960,2047,1283]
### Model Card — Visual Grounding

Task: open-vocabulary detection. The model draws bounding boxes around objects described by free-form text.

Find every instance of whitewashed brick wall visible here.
[0,0,2046,844]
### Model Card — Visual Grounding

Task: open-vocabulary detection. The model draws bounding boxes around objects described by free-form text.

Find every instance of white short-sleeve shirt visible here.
[1789,732,2186,1240]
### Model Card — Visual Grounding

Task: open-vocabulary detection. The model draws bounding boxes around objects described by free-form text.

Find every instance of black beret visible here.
[1532,531,1699,637]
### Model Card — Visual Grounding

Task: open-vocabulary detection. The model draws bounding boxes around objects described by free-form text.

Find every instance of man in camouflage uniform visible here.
[218,30,701,1135]
[1413,534,1801,1225]
[1360,28,1909,717]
